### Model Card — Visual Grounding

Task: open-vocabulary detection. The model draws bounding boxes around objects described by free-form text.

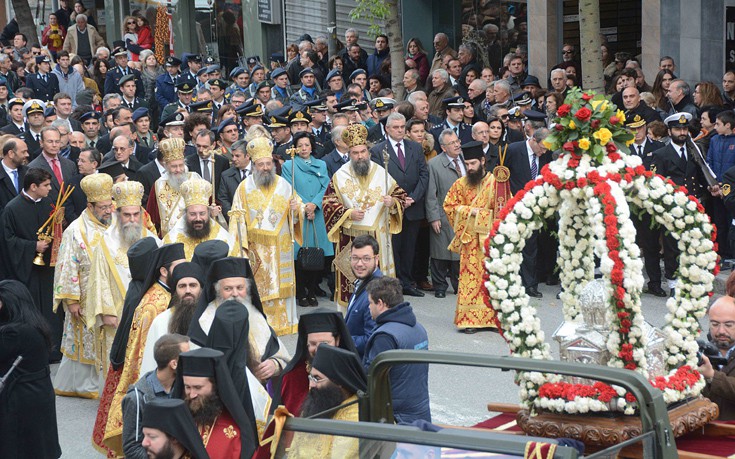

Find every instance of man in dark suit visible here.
[430,96,473,148]
[370,112,429,297]
[25,56,60,103]
[135,150,164,206]
[218,139,251,220]
[186,130,228,199]
[25,126,78,222]
[106,135,143,180]
[0,138,28,211]
[652,112,714,296]
[118,74,149,111]
[625,112,667,297]
[322,125,350,178]
[0,98,27,135]
[104,46,144,98]
[505,128,553,298]
[66,147,100,213]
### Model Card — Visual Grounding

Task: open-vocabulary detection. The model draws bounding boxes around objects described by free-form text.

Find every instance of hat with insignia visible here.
[461,140,485,161]
[81,173,114,203]
[112,180,144,208]
[184,53,202,63]
[270,52,285,63]
[523,110,548,122]
[158,137,186,163]
[251,64,264,74]
[175,81,195,94]
[43,106,56,118]
[180,177,212,208]
[118,73,136,86]
[334,99,358,112]
[246,56,258,66]
[79,111,102,123]
[266,115,289,128]
[205,64,221,74]
[342,123,368,149]
[288,109,312,124]
[325,69,341,83]
[35,55,51,65]
[304,99,328,112]
[521,75,542,88]
[355,101,368,111]
[513,92,532,106]
[23,99,46,117]
[165,56,182,67]
[270,68,287,80]
[229,66,246,79]
[299,67,315,79]
[624,111,646,129]
[371,97,396,112]
[208,78,227,90]
[246,136,275,163]
[196,67,208,77]
[255,81,272,92]
[132,107,150,122]
[443,96,465,108]
[98,160,126,180]
[216,117,237,135]
[8,98,24,109]
[664,112,693,128]
[160,111,186,127]
[349,69,366,80]
[112,45,127,57]
[507,106,524,121]
[190,99,213,113]
[237,102,264,117]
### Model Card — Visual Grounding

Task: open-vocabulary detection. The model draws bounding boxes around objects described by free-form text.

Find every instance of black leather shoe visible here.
[403,286,425,297]
[670,289,676,298]
[463,328,478,334]
[313,286,328,298]
[646,285,667,297]
[308,296,319,306]
[435,291,446,298]
[526,287,542,298]
[297,297,310,307]
[546,277,560,286]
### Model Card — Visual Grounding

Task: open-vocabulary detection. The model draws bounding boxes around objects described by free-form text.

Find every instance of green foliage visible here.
[349,0,389,38]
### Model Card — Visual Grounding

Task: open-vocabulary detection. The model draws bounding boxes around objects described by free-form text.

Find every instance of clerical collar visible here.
[22,189,42,203]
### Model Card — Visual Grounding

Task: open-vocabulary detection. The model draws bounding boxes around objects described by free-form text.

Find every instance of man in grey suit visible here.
[370,113,429,297]
[26,126,78,222]
[217,139,251,221]
[425,129,463,298]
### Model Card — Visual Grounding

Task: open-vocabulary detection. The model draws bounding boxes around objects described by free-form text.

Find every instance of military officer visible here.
[160,81,195,122]
[429,96,473,147]
[155,56,183,109]
[25,56,59,103]
[104,46,144,98]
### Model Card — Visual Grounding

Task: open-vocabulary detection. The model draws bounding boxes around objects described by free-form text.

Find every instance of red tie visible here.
[51,158,63,184]
[396,142,405,169]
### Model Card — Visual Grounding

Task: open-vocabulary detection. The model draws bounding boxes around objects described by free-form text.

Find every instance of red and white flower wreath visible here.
[483,148,717,415]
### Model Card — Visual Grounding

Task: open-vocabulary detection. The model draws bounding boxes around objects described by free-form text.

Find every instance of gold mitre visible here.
[180,178,212,208]
[159,137,186,163]
[247,136,274,163]
[81,173,113,203]
[112,180,144,208]
[342,124,368,148]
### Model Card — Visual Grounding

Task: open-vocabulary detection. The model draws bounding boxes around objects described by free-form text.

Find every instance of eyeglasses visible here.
[441,140,461,147]
[710,321,735,330]
[95,203,114,212]
[499,114,510,120]
[307,374,326,384]
[563,50,573,54]
[127,21,136,25]
[350,255,376,264]
[32,52,41,56]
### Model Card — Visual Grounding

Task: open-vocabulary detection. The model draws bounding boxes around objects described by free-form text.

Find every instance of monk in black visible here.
[0,168,63,362]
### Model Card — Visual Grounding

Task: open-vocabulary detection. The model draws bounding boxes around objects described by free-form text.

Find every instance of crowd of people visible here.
[0,2,734,457]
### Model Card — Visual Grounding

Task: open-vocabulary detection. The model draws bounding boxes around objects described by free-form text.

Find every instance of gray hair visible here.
[438,128,457,146]
[672,79,690,96]
[550,68,565,79]
[0,54,9,64]
[432,68,449,84]
[96,47,110,58]
[407,90,427,105]
[213,279,252,304]
[298,41,313,52]
[493,79,511,96]
[469,79,488,92]
[331,125,346,143]
[404,69,419,82]
[102,93,122,109]
[315,36,328,47]
[76,14,87,23]
[483,23,499,34]
[50,119,72,132]
[487,104,508,118]
[532,127,550,144]
[112,132,135,147]
[385,112,406,127]
[345,28,358,37]
[231,139,248,155]
[458,43,475,58]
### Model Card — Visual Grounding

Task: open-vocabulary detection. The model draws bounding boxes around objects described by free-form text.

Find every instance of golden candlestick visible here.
[33,232,53,266]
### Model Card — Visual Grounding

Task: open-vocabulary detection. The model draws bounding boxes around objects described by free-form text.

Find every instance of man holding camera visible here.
[699,295,735,420]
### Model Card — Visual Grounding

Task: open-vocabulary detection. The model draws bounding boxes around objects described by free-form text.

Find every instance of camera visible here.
[697,339,729,367]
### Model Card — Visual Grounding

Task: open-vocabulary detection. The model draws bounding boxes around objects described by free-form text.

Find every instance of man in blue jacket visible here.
[363,276,430,424]
[344,235,383,357]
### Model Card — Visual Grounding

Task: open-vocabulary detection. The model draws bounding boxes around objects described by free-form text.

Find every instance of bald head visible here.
[709,296,735,351]
[622,86,641,110]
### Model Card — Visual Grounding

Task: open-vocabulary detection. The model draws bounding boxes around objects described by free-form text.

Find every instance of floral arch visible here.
[483,90,718,414]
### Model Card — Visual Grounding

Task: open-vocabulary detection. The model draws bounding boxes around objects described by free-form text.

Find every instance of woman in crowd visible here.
[652,69,676,112]
[92,58,108,93]
[544,91,564,120]
[693,81,724,110]
[41,13,66,59]
[0,280,61,459]
[139,49,163,106]
[405,37,430,86]
[484,116,508,172]
[281,132,333,307]
[215,104,237,126]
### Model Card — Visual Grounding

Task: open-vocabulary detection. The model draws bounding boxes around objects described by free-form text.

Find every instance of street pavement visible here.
[53,275,717,458]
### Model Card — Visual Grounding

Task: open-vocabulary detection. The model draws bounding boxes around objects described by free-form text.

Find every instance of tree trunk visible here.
[11,0,39,47]
[385,0,405,100]
[578,0,603,92]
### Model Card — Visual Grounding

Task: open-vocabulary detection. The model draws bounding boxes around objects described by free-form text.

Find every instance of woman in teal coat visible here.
[282,131,334,306]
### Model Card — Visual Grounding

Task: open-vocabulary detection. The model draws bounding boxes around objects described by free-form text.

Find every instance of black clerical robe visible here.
[1,193,63,360]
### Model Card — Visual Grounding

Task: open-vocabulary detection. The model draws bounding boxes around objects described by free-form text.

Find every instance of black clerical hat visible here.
[191,240,230,273]
[312,344,367,394]
[461,140,485,161]
[142,399,209,459]
[170,262,205,289]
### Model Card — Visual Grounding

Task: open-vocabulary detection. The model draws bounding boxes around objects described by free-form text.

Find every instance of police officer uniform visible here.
[25,56,60,103]
[160,81,195,122]
[155,56,183,108]
[104,47,144,98]
[275,109,325,161]
[119,74,150,111]
[429,96,473,147]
